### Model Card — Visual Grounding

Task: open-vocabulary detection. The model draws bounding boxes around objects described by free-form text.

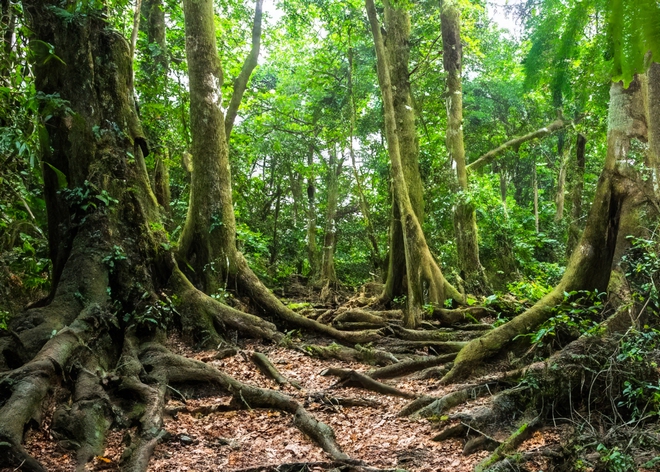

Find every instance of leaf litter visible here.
[8,336,563,471]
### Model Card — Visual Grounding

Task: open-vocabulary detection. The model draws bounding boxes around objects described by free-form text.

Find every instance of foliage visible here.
[521,290,606,349]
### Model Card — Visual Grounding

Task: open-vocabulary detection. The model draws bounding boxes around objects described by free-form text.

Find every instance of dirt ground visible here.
[13,333,561,472]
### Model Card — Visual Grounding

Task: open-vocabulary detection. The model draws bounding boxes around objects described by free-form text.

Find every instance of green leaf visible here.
[45,162,68,188]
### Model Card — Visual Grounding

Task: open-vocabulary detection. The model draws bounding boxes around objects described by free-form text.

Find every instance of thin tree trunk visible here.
[225,0,263,140]
[533,161,539,233]
[566,134,586,256]
[0,0,15,83]
[647,62,660,195]
[320,147,342,296]
[270,184,282,267]
[348,46,381,275]
[307,143,320,278]
[130,0,142,63]
[441,0,489,294]
[554,137,572,222]
[366,0,461,327]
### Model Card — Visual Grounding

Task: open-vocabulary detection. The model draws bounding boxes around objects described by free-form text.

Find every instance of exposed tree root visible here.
[400,383,495,418]
[301,343,399,366]
[474,418,542,472]
[385,325,481,342]
[381,340,467,354]
[332,309,403,325]
[335,321,389,331]
[320,367,416,398]
[233,254,381,344]
[368,353,456,379]
[462,434,500,456]
[306,393,382,409]
[0,304,110,471]
[431,306,494,326]
[170,267,283,345]
[251,351,302,389]
[232,462,400,472]
[139,343,352,462]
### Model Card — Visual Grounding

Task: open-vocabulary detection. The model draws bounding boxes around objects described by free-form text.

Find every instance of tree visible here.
[443,75,649,382]
[366,0,462,327]
[440,0,489,294]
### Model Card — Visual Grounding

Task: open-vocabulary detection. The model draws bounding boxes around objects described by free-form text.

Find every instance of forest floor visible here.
[6,285,569,472]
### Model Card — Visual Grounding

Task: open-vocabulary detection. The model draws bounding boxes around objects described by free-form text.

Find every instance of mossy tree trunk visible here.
[441,0,489,295]
[380,0,426,305]
[366,0,462,328]
[554,136,572,222]
[442,77,649,383]
[178,0,372,343]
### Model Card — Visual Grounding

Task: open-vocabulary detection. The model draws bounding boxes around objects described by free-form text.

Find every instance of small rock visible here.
[179,434,194,445]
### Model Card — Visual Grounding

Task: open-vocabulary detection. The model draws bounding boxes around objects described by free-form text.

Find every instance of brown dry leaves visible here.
[13,337,559,472]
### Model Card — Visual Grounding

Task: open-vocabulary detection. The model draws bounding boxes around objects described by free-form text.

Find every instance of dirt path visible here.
[12,333,561,472]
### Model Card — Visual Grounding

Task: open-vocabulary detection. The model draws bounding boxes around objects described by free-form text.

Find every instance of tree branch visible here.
[467,114,572,172]
[224,0,263,140]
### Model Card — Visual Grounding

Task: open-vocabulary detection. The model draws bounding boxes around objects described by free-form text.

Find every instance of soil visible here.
[11,332,562,472]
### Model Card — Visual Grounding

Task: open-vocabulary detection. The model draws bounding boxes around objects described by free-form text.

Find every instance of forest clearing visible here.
[1,0,660,471]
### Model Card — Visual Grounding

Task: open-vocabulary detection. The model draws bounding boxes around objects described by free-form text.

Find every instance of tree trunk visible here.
[647,62,660,195]
[442,77,648,383]
[554,137,571,222]
[533,161,539,233]
[349,46,382,276]
[380,0,425,304]
[320,147,342,296]
[178,0,236,294]
[566,133,587,256]
[269,184,282,267]
[0,0,15,82]
[366,0,461,328]
[306,143,320,278]
[178,0,372,344]
[441,0,489,295]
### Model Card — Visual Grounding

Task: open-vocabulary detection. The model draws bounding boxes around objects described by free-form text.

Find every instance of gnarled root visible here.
[320,367,416,398]
[301,343,399,366]
[0,305,111,471]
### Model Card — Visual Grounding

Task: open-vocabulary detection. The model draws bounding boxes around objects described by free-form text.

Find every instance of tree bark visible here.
[348,46,382,275]
[646,62,660,195]
[366,0,461,327]
[306,143,320,278]
[320,147,342,296]
[566,133,586,256]
[224,0,263,140]
[380,0,425,304]
[554,137,571,222]
[178,0,236,294]
[441,0,489,295]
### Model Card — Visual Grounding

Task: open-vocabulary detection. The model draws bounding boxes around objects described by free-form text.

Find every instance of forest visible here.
[1,0,660,470]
